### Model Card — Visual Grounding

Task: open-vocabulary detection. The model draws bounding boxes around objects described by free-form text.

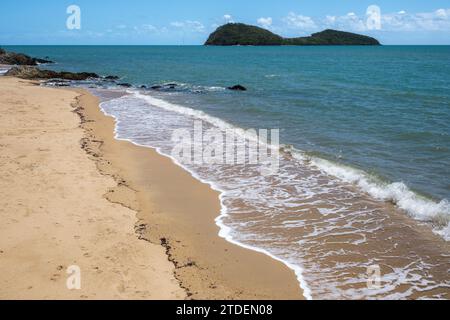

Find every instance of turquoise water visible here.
[8,45,450,201]
[5,45,450,299]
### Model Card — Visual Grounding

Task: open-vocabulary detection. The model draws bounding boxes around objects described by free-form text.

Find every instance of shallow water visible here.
[96,89,450,299]
[7,45,450,299]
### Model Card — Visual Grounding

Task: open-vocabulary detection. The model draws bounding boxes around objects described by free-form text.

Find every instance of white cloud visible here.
[106,7,450,42]
[132,24,160,34]
[224,14,234,23]
[435,8,448,19]
[170,22,184,28]
[283,12,317,31]
[320,8,450,33]
[325,15,336,24]
[381,8,450,31]
[170,20,206,33]
[142,24,157,31]
[335,12,367,31]
[257,17,273,28]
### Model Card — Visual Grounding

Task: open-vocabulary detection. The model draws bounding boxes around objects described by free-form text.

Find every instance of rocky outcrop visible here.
[5,66,99,80]
[0,48,54,65]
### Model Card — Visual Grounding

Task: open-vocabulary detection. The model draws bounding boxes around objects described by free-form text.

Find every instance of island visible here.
[205,23,380,46]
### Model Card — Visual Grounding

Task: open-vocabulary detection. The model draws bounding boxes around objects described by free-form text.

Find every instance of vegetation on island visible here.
[205,23,381,46]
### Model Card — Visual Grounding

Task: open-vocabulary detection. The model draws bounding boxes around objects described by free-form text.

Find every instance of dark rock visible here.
[104,75,119,80]
[58,71,99,81]
[0,52,37,65]
[0,49,54,65]
[117,83,132,87]
[151,83,179,90]
[140,85,147,89]
[227,84,247,91]
[34,58,54,64]
[5,66,99,80]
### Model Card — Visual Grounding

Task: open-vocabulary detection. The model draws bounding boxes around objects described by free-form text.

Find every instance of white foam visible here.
[216,199,313,300]
[136,89,450,240]
[131,90,277,150]
[309,156,450,240]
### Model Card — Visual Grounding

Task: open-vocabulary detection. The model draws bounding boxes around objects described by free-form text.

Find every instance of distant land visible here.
[205,23,381,46]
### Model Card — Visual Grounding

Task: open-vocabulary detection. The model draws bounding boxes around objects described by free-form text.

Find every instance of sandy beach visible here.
[0,76,304,300]
[0,77,184,299]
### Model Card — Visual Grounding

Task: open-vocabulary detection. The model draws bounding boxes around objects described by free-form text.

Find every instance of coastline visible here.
[0,75,305,299]
[1,72,449,299]
[86,85,450,300]
[76,88,305,299]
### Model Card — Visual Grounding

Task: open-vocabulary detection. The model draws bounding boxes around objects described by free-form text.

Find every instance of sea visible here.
[4,45,450,299]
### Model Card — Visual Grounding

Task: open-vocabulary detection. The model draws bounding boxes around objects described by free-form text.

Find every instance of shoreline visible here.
[96,95,312,299]
[75,89,306,299]
[85,86,450,300]
[1,74,449,299]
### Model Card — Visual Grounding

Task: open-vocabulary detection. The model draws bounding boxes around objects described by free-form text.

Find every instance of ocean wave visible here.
[131,90,275,149]
[306,155,450,240]
[132,90,450,241]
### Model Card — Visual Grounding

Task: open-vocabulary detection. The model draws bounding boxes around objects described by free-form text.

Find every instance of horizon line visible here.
[3,44,450,46]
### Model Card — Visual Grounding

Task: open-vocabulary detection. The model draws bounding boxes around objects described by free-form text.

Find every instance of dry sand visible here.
[0,76,304,300]
[0,77,184,299]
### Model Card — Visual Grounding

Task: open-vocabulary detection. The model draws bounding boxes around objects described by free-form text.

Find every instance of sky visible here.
[1,0,450,45]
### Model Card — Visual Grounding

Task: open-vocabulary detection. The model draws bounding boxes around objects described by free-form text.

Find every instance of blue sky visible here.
[1,0,450,45]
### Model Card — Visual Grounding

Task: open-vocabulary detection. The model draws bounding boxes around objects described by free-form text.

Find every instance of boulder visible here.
[104,75,119,80]
[227,84,247,91]
[150,83,178,90]
[34,57,54,64]
[117,83,132,87]
[58,71,99,81]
